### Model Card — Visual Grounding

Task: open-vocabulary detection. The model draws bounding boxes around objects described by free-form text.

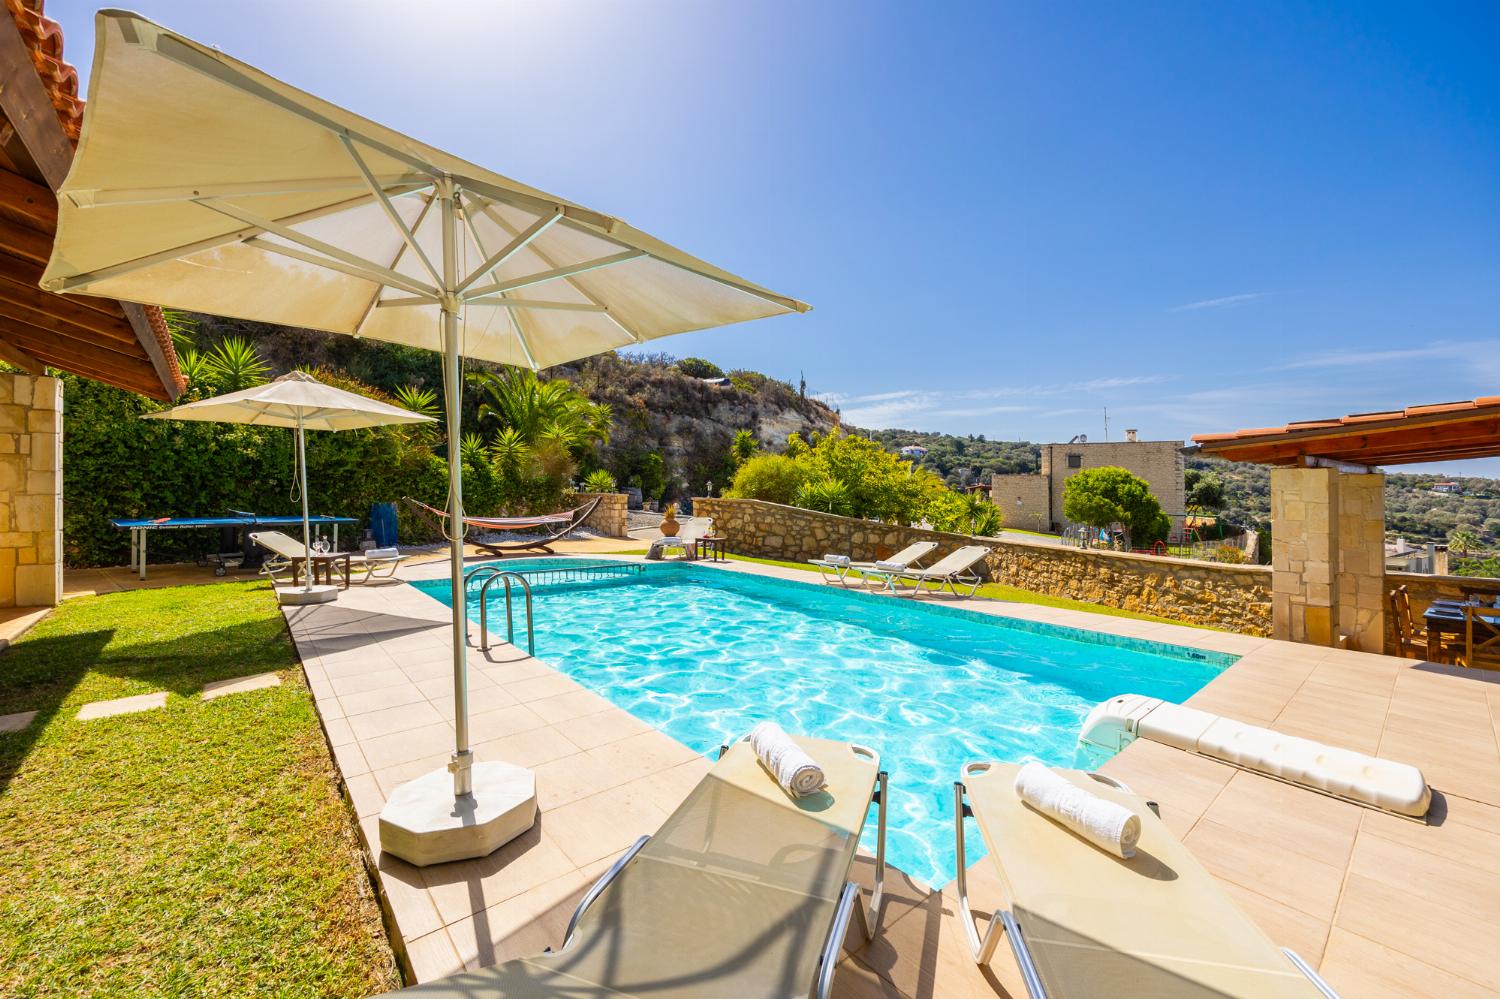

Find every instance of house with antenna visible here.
[989,428,1186,533]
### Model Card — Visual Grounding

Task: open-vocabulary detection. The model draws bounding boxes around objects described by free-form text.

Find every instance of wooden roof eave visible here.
[0,9,179,401]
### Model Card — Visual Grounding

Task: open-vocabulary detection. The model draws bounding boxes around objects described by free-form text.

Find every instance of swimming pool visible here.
[414,559,1232,886]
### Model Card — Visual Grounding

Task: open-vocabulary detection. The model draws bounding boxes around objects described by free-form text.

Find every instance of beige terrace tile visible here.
[531,751,617,810]
[321,715,355,747]
[372,752,453,797]
[625,756,713,816]
[464,703,549,744]
[1199,769,1361,871]
[1184,817,1345,922]
[584,729,701,784]
[344,771,386,819]
[1335,873,1500,993]
[404,928,463,984]
[526,688,615,724]
[544,781,671,867]
[330,667,412,697]
[501,673,586,703]
[338,683,426,718]
[1219,880,1329,967]
[426,684,520,718]
[472,725,580,769]
[446,865,601,971]
[1318,928,1494,999]
[550,707,653,750]
[419,820,577,925]
[329,739,370,778]
[360,721,459,772]
[347,699,446,742]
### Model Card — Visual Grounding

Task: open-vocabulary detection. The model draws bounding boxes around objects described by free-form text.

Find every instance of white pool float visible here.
[1080,693,1431,819]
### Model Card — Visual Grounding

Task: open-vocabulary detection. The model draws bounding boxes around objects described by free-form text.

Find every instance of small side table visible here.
[695,535,727,562]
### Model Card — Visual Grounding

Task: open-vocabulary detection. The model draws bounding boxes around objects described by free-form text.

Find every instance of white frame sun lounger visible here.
[386,733,889,999]
[248,530,351,589]
[337,547,411,585]
[879,544,991,598]
[810,540,938,588]
[953,761,1342,998]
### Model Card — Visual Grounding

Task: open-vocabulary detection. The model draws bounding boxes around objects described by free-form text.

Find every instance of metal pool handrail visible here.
[479,571,534,656]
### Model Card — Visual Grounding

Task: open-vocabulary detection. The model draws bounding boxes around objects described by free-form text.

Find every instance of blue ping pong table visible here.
[110,511,357,580]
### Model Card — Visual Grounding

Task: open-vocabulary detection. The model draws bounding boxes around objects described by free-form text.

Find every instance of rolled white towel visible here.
[1013,761,1140,859]
[821,554,851,567]
[364,547,400,559]
[748,721,826,797]
[874,559,905,572]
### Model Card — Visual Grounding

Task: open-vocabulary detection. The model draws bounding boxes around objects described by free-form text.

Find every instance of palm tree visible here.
[1449,528,1481,556]
[467,368,611,454]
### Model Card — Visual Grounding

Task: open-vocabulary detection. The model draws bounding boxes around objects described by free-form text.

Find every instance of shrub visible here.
[726,454,810,506]
[1213,545,1246,564]
[676,357,724,379]
[582,469,617,493]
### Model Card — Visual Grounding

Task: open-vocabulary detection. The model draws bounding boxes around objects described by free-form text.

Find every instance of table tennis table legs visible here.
[132,528,147,580]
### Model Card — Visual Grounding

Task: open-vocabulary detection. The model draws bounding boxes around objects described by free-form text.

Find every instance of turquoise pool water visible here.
[414,560,1232,886]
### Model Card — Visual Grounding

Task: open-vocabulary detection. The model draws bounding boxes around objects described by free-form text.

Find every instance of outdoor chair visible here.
[1463,604,1500,670]
[885,544,992,598]
[953,761,1343,998]
[1388,586,1430,659]
[385,733,888,999]
[810,540,938,588]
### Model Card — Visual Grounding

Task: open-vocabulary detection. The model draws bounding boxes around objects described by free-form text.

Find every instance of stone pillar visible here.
[1270,466,1385,652]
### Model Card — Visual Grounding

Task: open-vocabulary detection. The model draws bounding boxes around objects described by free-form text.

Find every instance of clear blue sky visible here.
[52,1,1500,471]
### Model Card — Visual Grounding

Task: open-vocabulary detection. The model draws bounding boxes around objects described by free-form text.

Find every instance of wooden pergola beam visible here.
[0,335,42,375]
[0,169,56,232]
[0,252,125,317]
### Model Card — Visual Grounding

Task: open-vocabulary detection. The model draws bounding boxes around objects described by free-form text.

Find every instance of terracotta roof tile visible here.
[3,1,183,395]
[1192,395,1500,466]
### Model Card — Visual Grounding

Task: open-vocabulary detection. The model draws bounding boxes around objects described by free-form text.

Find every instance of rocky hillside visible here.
[555,352,838,500]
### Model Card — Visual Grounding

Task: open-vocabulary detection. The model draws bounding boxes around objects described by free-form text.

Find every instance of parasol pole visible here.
[296,411,313,593]
[439,177,473,798]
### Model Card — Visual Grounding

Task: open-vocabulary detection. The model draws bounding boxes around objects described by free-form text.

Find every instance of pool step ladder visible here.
[465,566,535,656]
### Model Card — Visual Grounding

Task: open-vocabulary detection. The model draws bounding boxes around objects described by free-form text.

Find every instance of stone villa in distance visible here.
[990,430,1186,534]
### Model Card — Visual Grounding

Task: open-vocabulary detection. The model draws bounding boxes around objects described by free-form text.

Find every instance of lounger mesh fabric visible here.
[391,737,877,997]
[966,763,1328,997]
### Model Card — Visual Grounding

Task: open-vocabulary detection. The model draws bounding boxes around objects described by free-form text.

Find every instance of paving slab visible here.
[201,672,282,700]
[0,709,37,732]
[75,691,168,721]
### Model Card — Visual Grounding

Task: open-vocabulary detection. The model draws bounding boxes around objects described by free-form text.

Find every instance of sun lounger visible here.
[809,540,938,587]
[953,761,1342,997]
[338,546,411,585]
[1080,694,1432,818]
[387,733,888,999]
[874,544,990,598]
[248,530,351,589]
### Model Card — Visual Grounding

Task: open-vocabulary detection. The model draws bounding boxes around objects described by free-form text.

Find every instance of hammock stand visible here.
[402,496,601,557]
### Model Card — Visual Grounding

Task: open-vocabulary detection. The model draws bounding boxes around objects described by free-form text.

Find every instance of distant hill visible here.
[858,429,1041,487]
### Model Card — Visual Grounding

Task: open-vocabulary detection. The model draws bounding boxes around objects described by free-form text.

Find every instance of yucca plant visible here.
[581,468,617,493]
[795,478,853,517]
[393,384,441,420]
[203,336,269,392]
[459,433,489,464]
[176,349,213,392]
[488,426,531,473]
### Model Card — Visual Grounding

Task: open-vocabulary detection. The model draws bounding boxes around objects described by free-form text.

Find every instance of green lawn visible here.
[718,553,1216,630]
[0,581,399,998]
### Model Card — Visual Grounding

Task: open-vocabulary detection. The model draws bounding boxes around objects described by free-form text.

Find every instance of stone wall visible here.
[988,473,1051,533]
[694,496,1271,635]
[575,492,628,538]
[0,374,61,607]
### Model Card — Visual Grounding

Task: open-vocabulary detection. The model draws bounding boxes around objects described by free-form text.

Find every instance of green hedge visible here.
[62,376,475,567]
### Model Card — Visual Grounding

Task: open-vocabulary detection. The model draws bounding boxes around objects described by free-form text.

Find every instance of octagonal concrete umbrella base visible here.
[277,584,339,606]
[378,761,538,867]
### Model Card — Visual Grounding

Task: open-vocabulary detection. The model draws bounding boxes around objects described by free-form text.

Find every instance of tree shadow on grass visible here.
[0,615,301,796]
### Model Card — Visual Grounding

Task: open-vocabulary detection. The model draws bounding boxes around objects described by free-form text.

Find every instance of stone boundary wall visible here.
[574,492,628,538]
[693,497,1271,635]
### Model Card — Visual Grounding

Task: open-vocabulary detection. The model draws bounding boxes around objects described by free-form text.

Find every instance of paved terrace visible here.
[279,554,1500,998]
